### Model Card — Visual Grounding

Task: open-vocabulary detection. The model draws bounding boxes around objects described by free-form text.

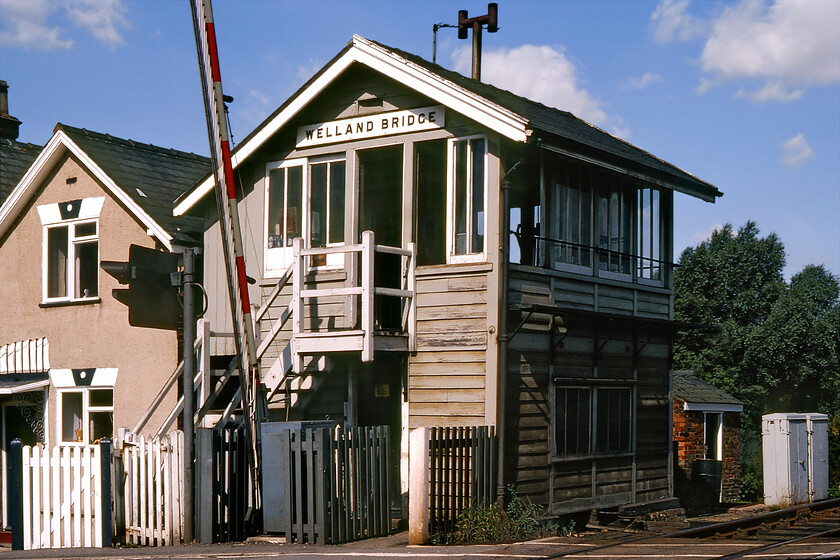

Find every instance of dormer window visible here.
[38,197,104,304]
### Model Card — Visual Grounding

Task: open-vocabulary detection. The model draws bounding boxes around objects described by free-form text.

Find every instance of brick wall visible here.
[673,397,741,502]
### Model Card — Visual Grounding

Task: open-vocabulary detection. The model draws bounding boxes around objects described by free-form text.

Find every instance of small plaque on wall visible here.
[374,384,390,398]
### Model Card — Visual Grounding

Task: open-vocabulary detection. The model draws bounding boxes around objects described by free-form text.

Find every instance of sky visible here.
[1,0,838,279]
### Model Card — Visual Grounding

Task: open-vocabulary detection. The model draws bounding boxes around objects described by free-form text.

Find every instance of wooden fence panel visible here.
[262,424,391,544]
[121,431,183,546]
[12,441,110,550]
[428,425,496,535]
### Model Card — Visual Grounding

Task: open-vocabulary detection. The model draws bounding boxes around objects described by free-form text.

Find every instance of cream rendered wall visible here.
[0,154,178,442]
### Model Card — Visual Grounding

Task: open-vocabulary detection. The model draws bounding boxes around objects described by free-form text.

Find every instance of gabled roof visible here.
[175,35,720,215]
[0,139,42,205]
[0,124,209,251]
[673,370,743,413]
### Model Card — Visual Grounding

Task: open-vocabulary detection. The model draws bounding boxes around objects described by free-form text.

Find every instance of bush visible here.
[740,429,763,502]
[829,415,840,499]
[439,486,574,544]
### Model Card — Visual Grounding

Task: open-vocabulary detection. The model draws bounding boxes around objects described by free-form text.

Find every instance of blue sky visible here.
[1,0,838,278]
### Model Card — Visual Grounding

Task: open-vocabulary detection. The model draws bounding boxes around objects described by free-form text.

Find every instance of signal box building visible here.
[175,36,722,516]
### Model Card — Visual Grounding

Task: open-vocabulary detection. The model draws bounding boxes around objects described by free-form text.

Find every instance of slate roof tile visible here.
[0,139,43,205]
[57,124,210,237]
[673,370,743,407]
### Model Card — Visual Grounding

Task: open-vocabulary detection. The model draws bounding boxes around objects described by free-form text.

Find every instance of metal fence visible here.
[195,423,250,543]
[428,425,497,535]
[262,424,391,544]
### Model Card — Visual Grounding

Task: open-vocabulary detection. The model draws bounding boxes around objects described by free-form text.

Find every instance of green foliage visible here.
[438,487,574,544]
[829,414,840,499]
[674,221,840,502]
[739,430,763,502]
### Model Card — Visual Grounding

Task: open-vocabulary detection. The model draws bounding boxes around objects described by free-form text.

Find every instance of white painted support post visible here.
[292,237,304,373]
[406,242,416,352]
[197,319,211,428]
[409,427,430,545]
[361,230,375,363]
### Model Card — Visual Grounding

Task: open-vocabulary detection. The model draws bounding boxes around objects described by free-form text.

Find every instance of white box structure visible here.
[806,413,829,502]
[762,413,828,506]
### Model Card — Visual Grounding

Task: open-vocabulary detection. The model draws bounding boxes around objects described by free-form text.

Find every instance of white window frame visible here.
[38,198,103,304]
[57,387,114,446]
[265,155,346,277]
[447,135,488,263]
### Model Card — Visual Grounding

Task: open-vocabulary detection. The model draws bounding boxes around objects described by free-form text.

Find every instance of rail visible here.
[255,230,416,373]
[511,231,673,284]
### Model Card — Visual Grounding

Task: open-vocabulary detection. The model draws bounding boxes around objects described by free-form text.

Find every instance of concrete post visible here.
[408,427,430,545]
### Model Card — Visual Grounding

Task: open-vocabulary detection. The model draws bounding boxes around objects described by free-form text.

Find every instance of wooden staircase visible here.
[256,231,416,405]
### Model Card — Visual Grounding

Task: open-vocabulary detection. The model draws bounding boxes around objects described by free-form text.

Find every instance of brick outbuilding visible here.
[673,370,743,503]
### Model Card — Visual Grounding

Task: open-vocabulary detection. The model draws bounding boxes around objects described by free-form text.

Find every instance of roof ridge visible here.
[55,123,210,162]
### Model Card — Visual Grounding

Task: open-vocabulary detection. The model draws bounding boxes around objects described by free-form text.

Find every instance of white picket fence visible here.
[120,430,184,546]
[19,444,106,549]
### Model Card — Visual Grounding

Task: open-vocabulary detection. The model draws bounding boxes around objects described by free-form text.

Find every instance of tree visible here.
[674,221,786,420]
[675,222,840,500]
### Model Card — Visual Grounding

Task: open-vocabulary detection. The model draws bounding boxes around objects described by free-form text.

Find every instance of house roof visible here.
[0,124,210,251]
[0,139,42,205]
[175,35,720,215]
[673,370,743,413]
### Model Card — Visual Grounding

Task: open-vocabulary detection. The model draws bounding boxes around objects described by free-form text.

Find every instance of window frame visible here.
[552,381,635,461]
[264,155,348,277]
[41,218,100,304]
[447,135,488,264]
[57,387,114,446]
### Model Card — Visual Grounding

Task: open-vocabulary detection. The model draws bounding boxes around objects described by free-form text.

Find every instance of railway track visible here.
[537,497,840,559]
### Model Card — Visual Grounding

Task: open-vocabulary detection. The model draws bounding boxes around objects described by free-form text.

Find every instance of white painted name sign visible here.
[296,105,445,148]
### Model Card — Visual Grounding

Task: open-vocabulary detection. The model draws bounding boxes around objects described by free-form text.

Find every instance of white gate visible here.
[120,430,184,545]
[18,443,107,549]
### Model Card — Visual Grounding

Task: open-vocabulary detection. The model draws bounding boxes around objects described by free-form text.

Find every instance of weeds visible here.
[434,486,575,544]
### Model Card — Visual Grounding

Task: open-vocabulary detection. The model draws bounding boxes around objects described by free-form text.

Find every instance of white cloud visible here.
[651,0,706,42]
[452,44,622,133]
[0,0,129,50]
[249,90,271,107]
[780,133,814,167]
[691,223,724,243]
[0,0,73,50]
[699,0,840,100]
[621,72,664,91]
[65,0,130,49]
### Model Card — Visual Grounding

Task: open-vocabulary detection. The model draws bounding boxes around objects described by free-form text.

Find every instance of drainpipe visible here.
[496,159,523,504]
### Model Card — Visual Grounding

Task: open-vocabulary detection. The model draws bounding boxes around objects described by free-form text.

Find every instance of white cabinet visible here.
[762,413,829,506]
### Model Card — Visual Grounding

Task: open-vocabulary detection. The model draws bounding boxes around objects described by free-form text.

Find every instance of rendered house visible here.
[0,122,209,525]
[174,35,722,516]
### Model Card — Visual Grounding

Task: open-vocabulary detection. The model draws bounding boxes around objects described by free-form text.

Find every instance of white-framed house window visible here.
[50,368,116,445]
[37,197,104,304]
[265,156,346,275]
[448,136,487,262]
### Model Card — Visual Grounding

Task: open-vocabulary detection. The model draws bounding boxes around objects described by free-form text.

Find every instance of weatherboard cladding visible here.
[0,139,42,205]
[56,124,209,238]
[673,370,743,407]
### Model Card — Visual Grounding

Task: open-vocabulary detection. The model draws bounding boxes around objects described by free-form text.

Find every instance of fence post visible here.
[9,439,23,550]
[100,439,113,547]
[195,429,214,543]
[408,427,430,545]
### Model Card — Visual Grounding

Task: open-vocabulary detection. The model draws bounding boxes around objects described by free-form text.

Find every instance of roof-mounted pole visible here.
[457,3,498,81]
